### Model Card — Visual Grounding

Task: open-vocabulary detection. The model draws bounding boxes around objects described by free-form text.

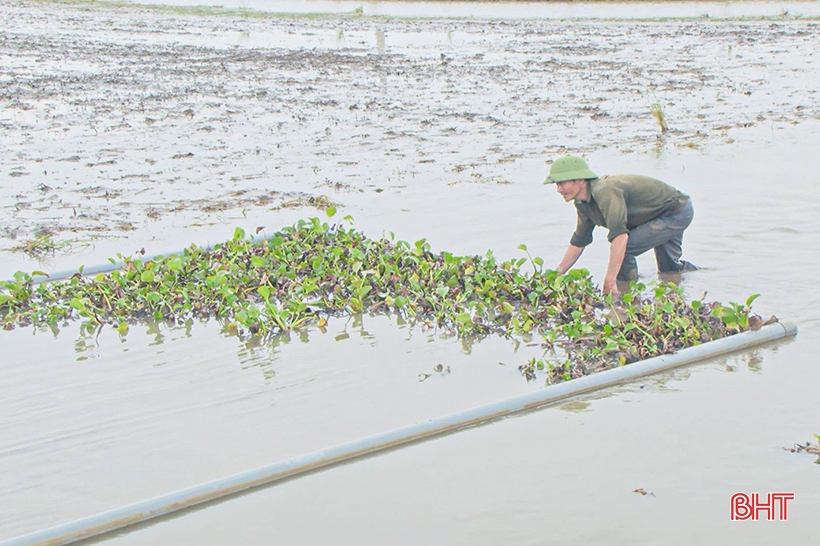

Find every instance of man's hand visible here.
[603,233,629,295]
[602,276,619,296]
[557,244,585,275]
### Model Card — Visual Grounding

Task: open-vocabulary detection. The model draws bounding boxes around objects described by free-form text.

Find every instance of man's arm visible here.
[557,244,585,275]
[603,233,628,295]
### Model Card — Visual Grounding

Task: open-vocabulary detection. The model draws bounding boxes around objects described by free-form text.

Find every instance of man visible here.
[546,155,697,295]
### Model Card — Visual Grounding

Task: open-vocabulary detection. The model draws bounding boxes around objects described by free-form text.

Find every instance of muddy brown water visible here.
[2,1,819,544]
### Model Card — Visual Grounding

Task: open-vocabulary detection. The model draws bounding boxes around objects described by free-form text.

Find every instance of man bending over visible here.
[546,155,697,295]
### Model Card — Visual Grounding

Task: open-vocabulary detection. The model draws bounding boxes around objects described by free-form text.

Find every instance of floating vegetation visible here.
[784,435,820,464]
[1,214,770,384]
[275,194,338,211]
[648,93,668,133]
[9,232,87,259]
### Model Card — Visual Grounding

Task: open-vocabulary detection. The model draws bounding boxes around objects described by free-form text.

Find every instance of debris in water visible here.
[784,437,820,464]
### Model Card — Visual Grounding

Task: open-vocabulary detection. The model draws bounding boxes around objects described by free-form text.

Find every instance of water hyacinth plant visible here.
[0,213,771,384]
[648,93,668,133]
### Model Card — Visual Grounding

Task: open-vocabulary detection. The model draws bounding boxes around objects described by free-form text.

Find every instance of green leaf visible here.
[414,238,430,253]
[355,285,371,299]
[721,309,737,326]
[326,206,337,218]
[455,312,472,325]
[140,270,155,283]
[650,286,660,298]
[167,257,184,271]
[745,293,761,308]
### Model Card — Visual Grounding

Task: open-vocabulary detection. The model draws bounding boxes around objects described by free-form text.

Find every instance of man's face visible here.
[555,179,586,202]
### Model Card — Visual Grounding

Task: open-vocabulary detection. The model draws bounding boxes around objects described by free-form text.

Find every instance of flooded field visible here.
[2,1,819,544]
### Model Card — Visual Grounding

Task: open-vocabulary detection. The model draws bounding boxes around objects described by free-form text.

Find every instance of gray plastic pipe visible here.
[0,320,797,546]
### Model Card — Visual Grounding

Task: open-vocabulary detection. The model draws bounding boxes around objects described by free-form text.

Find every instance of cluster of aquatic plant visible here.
[11,232,89,259]
[648,92,668,133]
[0,214,768,384]
[785,435,820,465]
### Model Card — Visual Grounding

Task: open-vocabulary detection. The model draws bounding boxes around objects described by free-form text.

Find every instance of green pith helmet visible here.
[545,155,598,184]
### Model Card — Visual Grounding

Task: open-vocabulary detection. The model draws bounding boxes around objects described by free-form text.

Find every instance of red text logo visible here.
[731,493,794,521]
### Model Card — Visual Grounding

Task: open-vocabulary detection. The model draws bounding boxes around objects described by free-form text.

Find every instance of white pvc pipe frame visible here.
[0,321,797,546]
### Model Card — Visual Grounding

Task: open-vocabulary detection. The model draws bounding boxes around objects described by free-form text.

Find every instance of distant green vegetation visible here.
[0,213,766,383]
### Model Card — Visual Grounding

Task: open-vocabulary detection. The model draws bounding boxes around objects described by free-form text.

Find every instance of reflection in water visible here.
[61,305,791,392]
[47,323,60,338]
[657,270,684,285]
[239,331,290,380]
[47,309,562,393]
[74,325,101,360]
[57,310,535,386]
[145,322,166,346]
[746,350,763,373]
[558,399,593,413]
